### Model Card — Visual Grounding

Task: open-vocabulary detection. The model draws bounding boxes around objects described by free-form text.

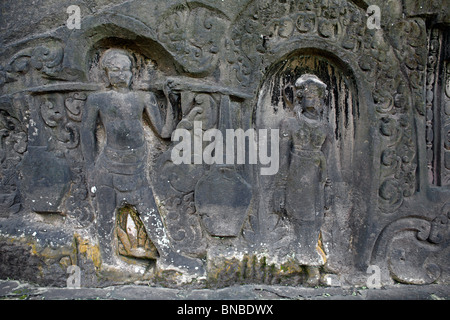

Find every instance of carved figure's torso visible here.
[95,90,147,151]
[285,114,328,154]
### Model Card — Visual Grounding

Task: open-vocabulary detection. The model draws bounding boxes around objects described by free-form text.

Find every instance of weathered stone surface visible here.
[0,279,449,300]
[0,0,449,289]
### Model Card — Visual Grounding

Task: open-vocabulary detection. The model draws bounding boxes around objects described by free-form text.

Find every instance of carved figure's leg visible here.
[294,219,325,266]
[135,186,205,275]
[95,185,117,265]
[285,155,325,266]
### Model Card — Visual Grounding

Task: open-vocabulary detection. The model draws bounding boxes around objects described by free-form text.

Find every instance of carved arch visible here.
[63,13,181,80]
[228,0,417,216]
[251,47,376,270]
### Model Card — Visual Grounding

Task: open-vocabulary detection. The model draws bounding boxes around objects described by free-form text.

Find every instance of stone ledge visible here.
[0,279,448,300]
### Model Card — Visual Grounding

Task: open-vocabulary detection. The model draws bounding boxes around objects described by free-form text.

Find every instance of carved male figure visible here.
[81,49,203,274]
[274,74,332,266]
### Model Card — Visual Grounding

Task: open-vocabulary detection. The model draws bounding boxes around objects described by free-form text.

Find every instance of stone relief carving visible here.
[0,95,28,216]
[371,203,450,285]
[253,52,358,285]
[225,0,419,216]
[154,92,219,257]
[157,4,227,75]
[5,44,64,82]
[440,60,450,186]
[116,205,159,261]
[39,94,80,151]
[0,0,448,288]
[422,27,450,187]
[274,74,332,267]
[80,48,204,273]
[194,93,253,238]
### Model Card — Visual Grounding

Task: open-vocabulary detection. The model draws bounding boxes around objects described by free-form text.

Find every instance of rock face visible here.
[0,0,449,288]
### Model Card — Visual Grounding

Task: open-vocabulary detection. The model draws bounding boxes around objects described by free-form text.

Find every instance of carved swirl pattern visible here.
[442,62,450,185]
[157,5,227,75]
[371,203,450,284]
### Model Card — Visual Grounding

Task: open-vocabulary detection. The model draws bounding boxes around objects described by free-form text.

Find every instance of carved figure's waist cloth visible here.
[94,144,148,192]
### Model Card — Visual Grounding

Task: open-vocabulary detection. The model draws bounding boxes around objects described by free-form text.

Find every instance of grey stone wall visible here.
[0,0,449,288]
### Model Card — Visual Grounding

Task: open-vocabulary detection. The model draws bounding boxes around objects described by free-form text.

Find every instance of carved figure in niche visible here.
[274,74,332,266]
[81,48,204,274]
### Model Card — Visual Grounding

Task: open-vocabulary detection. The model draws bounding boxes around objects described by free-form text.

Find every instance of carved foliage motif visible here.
[423,27,450,187]
[227,0,376,89]
[389,18,428,116]
[38,93,81,152]
[157,4,227,75]
[441,61,450,185]
[116,205,159,260]
[0,96,28,216]
[372,203,450,285]
[358,28,418,213]
[0,44,64,90]
[378,114,416,213]
[425,28,441,185]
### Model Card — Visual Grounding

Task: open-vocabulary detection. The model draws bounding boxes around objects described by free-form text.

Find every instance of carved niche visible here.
[254,53,358,279]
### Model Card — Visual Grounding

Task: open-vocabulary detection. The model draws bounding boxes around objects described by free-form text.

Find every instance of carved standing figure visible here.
[81,48,203,274]
[274,74,332,266]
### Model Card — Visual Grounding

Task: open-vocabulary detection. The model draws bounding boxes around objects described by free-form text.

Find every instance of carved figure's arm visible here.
[80,95,99,166]
[273,118,291,214]
[277,118,291,186]
[144,82,175,139]
[322,124,334,209]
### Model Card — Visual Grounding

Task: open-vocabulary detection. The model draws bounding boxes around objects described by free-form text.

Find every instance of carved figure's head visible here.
[294,74,328,117]
[100,49,134,89]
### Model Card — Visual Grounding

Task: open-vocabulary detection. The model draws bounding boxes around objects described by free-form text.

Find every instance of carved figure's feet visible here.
[157,251,205,277]
[305,266,321,287]
[294,245,326,266]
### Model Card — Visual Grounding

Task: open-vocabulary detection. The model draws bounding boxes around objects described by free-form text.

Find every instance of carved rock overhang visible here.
[0,0,448,285]
[62,12,180,80]
[0,5,428,230]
